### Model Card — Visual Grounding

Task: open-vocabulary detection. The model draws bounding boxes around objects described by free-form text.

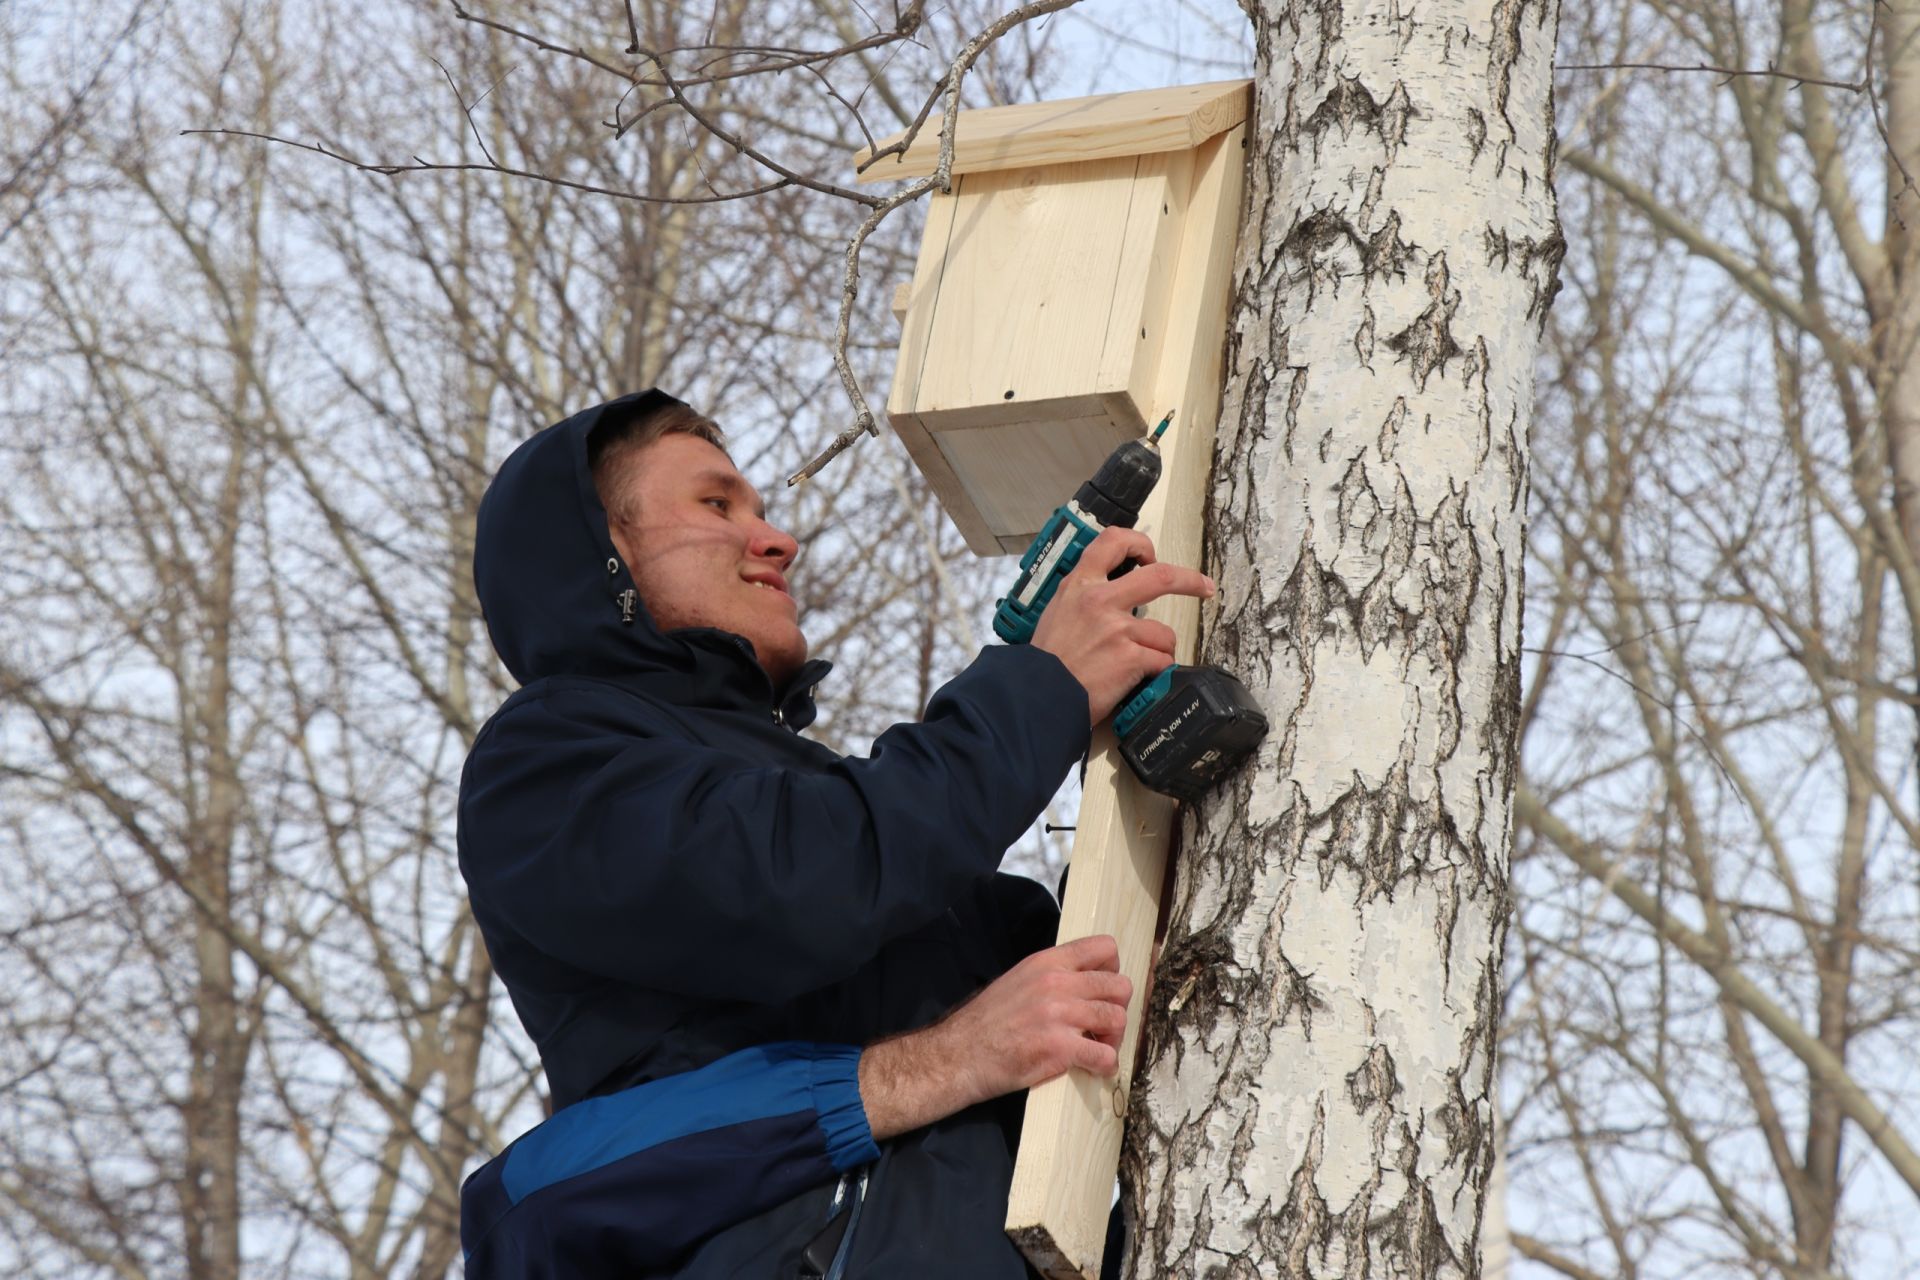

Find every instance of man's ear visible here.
[606,516,643,576]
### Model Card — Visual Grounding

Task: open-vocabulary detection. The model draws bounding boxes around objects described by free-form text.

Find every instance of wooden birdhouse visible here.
[857,80,1252,555]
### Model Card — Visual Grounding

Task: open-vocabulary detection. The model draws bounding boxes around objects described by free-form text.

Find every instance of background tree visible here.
[1507,2,1920,1276]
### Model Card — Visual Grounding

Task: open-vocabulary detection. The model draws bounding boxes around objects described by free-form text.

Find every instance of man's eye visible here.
[704,497,730,512]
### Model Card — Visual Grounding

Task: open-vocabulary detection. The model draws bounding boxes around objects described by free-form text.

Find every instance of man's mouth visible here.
[745,573,790,595]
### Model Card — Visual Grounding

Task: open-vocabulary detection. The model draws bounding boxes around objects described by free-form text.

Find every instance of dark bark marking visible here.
[1379,82,1416,162]
[1283,365,1309,463]
[1347,1040,1402,1113]
[1466,336,1493,466]
[1365,207,1416,284]
[1483,223,1566,325]
[1301,75,1417,164]
[1504,404,1526,507]
[1434,870,1462,992]
[1487,0,1550,138]
[1385,251,1463,388]
[1275,199,1419,319]
[1279,207,1359,310]
[1276,1100,1334,1275]
[1368,1150,1466,1279]
[1379,396,1409,462]
[1465,108,1487,164]
[1303,74,1380,153]
[1295,0,1344,80]
[1337,453,1382,544]
[1357,166,1387,244]
[1356,469,1419,657]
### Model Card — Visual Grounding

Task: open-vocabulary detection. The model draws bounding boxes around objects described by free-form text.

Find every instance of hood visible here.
[472,390,827,728]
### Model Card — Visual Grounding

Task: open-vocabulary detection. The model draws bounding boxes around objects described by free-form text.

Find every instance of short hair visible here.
[589,399,727,521]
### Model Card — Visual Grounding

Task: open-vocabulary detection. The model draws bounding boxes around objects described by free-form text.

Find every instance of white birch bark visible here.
[1123,3,1561,1277]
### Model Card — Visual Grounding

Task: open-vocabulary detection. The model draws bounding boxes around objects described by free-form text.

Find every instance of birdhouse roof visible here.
[853,79,1251,183]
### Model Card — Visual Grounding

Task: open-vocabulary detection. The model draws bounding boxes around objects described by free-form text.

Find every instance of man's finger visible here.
[1074,1038,1121,1076]
[1074,527,1157,580]
[1054,934,1121,970]
[1106,560,1214,612]
[1129,617,1179,656]
[1071,970,1133,1006]
[1070,998,1130,1038]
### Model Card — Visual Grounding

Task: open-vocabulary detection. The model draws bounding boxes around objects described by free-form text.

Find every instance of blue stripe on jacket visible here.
[461,1042,877,1273]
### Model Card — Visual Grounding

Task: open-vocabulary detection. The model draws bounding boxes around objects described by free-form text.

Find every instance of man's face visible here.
[605,433,808,688]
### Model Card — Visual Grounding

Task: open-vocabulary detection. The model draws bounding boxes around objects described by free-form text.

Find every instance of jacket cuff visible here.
[963,644,1092,770]
[811,1044,880,1172]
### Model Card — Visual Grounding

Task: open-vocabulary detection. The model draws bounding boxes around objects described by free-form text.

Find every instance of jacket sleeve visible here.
[460,1042,875,1275]
[460,644,1090,1004]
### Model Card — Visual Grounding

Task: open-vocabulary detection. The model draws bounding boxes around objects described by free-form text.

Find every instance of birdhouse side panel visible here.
[886,185,961,424]
[1097,148,1196,424]
[886,409,1001,555]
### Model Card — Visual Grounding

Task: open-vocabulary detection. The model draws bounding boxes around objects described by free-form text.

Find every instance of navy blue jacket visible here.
[456,392,1091,1277]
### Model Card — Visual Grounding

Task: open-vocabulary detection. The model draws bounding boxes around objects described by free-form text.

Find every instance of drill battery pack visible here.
[1114,664,1269,803]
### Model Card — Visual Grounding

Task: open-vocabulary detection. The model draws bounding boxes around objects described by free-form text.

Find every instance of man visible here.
[457,390,1210,1277]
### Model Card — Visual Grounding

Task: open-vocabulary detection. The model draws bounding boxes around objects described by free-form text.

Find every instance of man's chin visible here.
[756,631,810,691]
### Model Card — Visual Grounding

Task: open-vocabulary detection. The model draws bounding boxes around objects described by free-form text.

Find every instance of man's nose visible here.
[750,518,799,567]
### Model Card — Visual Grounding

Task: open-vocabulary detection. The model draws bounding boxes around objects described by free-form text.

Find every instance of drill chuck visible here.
[1072,437,1162,529]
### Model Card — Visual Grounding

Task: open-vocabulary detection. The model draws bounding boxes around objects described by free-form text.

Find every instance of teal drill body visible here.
[993,415,1268,802]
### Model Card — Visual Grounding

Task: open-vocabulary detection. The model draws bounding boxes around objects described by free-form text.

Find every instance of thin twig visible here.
[639,50,880,206]
[431,57,498,168]
[451,1,905,95]
[180,128,794,205]
[807,62,881,160]
[1558,60,1864,93]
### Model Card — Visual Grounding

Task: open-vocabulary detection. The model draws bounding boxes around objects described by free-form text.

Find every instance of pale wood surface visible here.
[886,180,960,428]
[885,187,1004,553]
[887,151,1192,547]
[887,409,997,553]
[936,401,1139,543]
[1096,149,1194,424]
[890,281,910,322]
[915,155,1142,418]
[1003,121,1248,1280]
[855,80,1251,182]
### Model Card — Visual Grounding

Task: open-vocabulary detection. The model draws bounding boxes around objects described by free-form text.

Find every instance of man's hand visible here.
[858,935,1133,1141]
[1030,527,1214,725]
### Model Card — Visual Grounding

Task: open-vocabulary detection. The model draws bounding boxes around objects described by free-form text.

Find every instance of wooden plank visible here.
[854,80,1250,182]
[1004,121,1248,1280]
[890,281,911,322]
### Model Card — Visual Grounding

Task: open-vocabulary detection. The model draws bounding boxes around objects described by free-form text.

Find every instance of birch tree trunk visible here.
[1123,3,1561,1276]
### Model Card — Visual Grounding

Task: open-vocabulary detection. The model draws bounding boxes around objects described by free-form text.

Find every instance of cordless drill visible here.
[994,413,1268,802]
